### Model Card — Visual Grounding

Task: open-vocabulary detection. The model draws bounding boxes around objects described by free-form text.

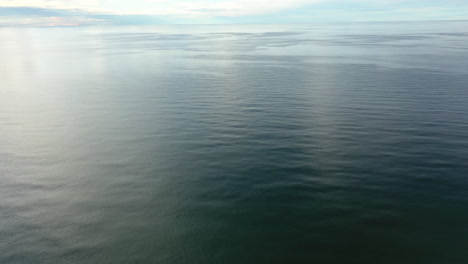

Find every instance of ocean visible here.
[1,21,468,263]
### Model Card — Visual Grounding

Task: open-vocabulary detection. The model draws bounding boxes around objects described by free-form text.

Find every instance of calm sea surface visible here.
[1,22,468,264]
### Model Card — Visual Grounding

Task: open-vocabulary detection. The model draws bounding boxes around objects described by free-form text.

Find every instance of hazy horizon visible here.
[2,19,468,27]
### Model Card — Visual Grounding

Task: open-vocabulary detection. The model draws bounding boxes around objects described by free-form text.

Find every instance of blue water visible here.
[1,21,468,264]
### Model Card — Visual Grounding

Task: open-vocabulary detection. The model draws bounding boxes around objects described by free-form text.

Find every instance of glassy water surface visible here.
[1,22,468,263]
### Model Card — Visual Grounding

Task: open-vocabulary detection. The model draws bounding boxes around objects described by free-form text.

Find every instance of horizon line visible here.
[1,19,467,28]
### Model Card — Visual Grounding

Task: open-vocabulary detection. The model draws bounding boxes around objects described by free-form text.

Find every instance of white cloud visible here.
[164,0,322,16]
[0,0,325,16]
[0,0,102,8]
[1,0,465,25]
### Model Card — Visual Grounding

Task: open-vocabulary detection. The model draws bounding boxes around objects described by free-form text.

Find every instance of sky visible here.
[0,0,467,26]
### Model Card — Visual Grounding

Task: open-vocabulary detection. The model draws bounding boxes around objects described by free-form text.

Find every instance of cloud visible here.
[0,0,323,16]
[0,0,467,26]
[0,6,165,26]
[169,0,323,16]
[0,0,326,25]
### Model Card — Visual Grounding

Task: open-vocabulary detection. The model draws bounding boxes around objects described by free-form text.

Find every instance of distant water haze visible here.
[1,21,468,264]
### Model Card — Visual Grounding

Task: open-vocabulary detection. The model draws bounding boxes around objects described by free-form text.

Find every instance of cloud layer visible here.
[0,0,467,26]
